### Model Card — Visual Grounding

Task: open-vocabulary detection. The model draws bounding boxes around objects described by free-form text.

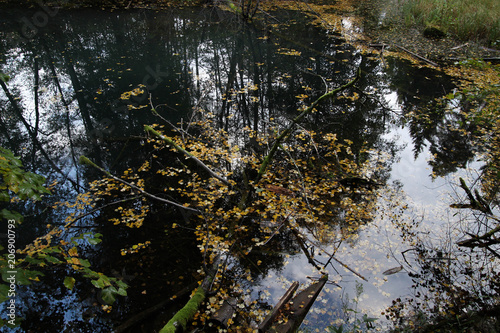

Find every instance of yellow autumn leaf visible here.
[68,247,78,257]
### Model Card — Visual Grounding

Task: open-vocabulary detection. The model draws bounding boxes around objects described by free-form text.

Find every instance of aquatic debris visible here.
[382,266,403,276]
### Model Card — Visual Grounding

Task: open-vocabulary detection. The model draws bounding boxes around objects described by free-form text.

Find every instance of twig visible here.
[451,43,469,50]
[144,125,230,186]
[256,68,361,181]
[395,44,439,67]
[79,156,200,213]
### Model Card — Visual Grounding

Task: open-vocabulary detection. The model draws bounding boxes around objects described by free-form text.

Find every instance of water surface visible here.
[0,5,468,332]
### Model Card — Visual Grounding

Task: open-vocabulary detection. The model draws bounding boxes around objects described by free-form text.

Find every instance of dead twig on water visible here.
[79,156,200,213]
[395,44,439,67]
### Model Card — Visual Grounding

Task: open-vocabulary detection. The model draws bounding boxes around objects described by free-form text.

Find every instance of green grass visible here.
[400,0,500,44]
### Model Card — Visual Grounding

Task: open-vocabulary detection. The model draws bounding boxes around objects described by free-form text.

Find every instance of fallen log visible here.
[114,282,197,333]
[207,297,238,329]
[258,281,299,332]
[259,275,328,333]
[158,255,222,333]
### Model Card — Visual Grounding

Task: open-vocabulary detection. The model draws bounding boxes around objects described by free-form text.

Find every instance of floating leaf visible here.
[382,266,403,276]
[64,276,76,290]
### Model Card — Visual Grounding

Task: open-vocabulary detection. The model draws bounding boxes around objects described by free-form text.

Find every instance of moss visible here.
[159,287,206,333]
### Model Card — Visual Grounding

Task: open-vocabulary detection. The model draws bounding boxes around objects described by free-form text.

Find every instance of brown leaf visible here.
[383,266,403,276]
[265,184,295,197]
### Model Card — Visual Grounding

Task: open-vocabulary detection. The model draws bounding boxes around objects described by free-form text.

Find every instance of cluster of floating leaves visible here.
[99,95,396,330]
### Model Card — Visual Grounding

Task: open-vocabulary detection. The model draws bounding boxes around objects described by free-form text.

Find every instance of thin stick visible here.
[79,156,200,213]
[256,68,361,181]
[144,125,230,186]
[395,44,439,67]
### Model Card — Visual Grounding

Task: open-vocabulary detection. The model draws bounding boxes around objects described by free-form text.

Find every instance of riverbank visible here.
[356,0,500,64]
[277,0,500,65]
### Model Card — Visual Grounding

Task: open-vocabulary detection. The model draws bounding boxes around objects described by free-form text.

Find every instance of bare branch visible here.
[79,156,199,213]
[144,125,230,186]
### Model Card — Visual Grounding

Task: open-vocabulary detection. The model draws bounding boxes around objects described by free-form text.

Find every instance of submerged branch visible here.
[79,156,199,213]
[144,125,230,186]
[457,224,500,248]
[159,255,222,333]
[256,67,361,182]
[159,286,206,333]
[114,282,198,333]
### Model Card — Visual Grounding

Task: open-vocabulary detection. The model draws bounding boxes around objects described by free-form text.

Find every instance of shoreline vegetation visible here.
[355,0,500,65]
[399,0,500,45]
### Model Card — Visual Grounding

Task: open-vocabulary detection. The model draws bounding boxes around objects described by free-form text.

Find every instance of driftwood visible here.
[258,281,300,332]
[259,275,328,333]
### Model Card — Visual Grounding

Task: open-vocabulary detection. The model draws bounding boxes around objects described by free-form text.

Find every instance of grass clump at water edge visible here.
[398,0,500,45]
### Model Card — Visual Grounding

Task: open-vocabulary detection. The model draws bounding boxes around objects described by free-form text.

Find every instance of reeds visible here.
[400,0,500,43]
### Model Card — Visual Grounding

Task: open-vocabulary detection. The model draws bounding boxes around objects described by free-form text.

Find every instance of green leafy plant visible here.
[0,71,9,83]
[0,147,50,222]
[0,147,127,328]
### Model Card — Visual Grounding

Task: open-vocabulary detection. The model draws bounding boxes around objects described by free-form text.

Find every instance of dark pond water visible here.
[0,4,476,332]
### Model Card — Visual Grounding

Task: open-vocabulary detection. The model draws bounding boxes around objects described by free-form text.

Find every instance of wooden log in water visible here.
[208,297,238,329]
[259,275,328,333]
[258,281,299,332]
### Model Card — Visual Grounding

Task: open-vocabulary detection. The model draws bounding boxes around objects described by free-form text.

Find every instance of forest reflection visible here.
[0,6,465,332]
